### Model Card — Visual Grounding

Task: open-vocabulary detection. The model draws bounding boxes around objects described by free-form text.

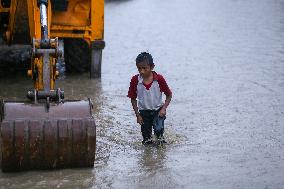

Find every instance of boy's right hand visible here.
[136,115,144,125]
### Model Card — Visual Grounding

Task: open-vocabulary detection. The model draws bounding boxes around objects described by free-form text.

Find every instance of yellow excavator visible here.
[0,0,104,172]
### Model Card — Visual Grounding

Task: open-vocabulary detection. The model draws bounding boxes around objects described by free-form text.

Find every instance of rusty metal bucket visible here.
[0,99,96,172]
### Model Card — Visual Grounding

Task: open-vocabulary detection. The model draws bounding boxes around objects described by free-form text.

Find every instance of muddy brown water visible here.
[1,0,284,188]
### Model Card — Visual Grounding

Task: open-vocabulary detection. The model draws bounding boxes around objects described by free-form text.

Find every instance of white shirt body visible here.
[137,75,163,110]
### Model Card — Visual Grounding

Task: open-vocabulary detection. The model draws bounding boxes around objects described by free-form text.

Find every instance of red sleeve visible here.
[157,74,172,96]
[127,75,139,99]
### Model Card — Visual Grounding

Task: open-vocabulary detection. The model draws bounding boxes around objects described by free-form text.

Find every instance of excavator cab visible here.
[0,0,104,172]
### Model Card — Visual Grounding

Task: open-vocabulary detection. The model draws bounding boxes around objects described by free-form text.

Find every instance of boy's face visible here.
[136,61,153,78]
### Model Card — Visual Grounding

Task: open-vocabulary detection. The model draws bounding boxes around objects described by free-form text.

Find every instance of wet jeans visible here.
[139,109,165,141]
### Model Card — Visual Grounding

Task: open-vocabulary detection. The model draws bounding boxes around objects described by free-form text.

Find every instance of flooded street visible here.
[1,0,284,188]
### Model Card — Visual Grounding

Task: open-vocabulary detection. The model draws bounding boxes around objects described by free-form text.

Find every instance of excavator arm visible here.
[0,0,99,172]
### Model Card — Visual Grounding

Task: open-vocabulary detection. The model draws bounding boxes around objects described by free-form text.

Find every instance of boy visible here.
[127,52,172,145]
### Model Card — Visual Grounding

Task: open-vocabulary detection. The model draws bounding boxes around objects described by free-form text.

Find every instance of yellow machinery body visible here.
[1,0,104,43]
[0,0,105,80]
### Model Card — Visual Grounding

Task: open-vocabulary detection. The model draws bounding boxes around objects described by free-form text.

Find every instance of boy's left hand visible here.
[159,108,166,117]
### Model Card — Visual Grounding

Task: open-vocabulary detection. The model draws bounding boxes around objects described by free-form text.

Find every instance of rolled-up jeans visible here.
[139,108,165,141]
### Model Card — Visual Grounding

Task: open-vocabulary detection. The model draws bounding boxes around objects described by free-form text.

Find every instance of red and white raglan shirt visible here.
[127,71,172,110]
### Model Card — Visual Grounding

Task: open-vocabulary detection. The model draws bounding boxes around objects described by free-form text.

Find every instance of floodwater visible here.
[1,0,284,188]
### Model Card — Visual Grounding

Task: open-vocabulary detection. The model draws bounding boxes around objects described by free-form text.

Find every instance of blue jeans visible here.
[139,109,165,141]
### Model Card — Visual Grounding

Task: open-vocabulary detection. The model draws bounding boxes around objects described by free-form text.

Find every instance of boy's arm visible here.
[157,74,172,117]
[131,98,143,125]
[163,94,172,110]
[128,75,143,125]
[130,99,139,117]
[159,94,172,117]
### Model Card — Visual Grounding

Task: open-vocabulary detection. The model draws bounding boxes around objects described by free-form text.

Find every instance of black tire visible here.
[64,38,91,74]
[0,12,9,43]
[1,0,11,8]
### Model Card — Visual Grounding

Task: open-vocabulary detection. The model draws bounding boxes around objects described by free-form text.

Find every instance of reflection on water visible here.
[1,0,284,188]
[139,146,167,171]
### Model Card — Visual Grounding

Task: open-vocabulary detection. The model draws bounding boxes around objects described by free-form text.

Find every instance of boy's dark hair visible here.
[136,52,154,66]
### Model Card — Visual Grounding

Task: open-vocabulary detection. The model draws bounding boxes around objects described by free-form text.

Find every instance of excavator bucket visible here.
[0,99,96,172]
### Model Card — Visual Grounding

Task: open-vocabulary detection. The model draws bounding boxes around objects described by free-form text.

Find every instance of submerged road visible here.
[0,0,284,188]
